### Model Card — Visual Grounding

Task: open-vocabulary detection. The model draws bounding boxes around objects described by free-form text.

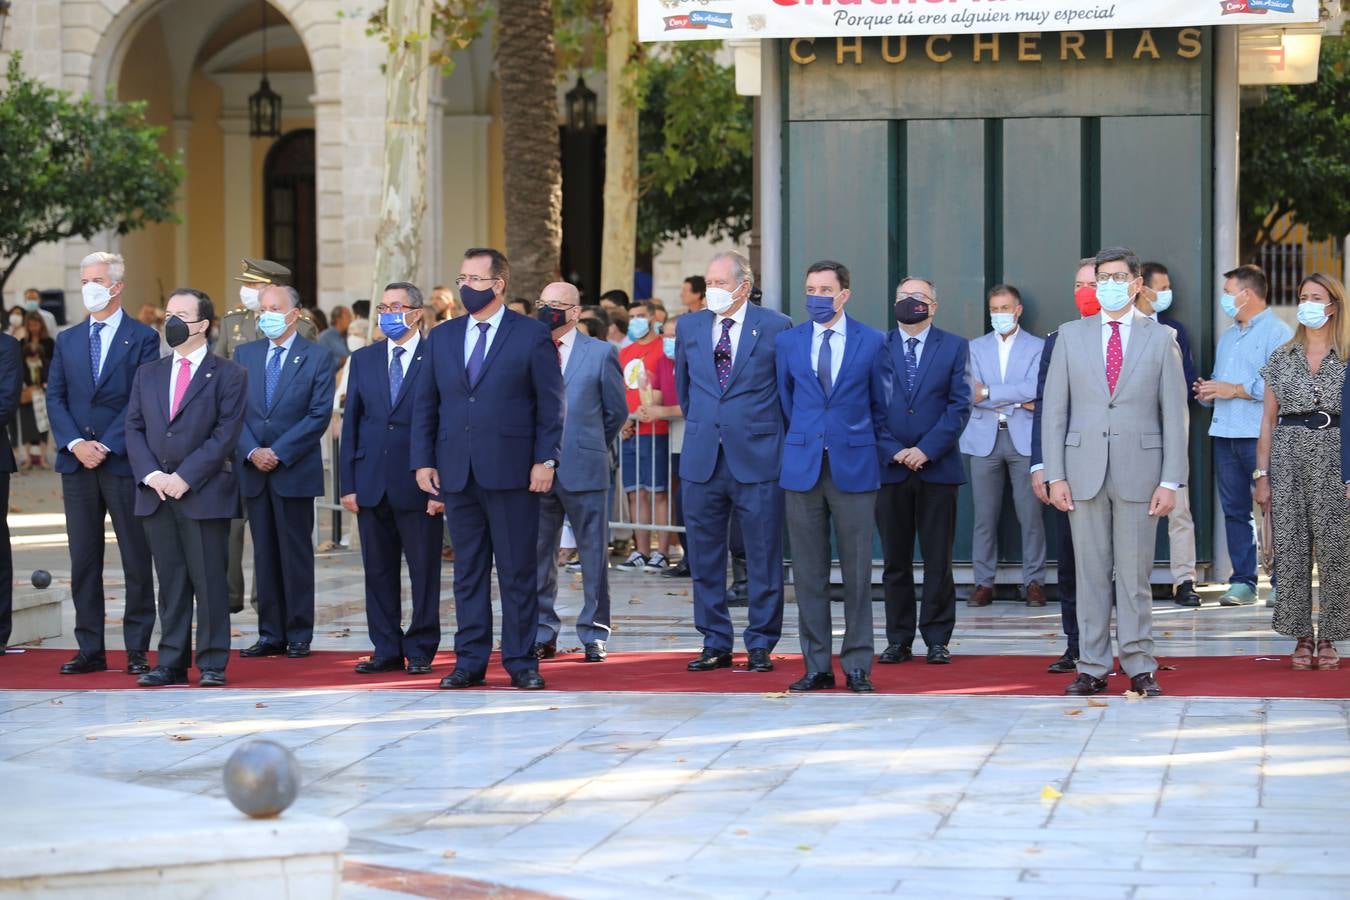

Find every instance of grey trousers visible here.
[1165,484,1197,586]
[1069,481,1158,679]
[969,429,1046,588]
[785,458,877,675]
[536,483,611,645]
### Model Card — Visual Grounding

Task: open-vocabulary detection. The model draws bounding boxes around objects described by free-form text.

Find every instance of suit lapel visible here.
[472,313,513,387]
[909,328,941,398]
[693,314,719,389]
[723,306,762,393]
[95,316,133,391]
[170,353,217,422]
[563,334,585,386]
[447,318,470,392]
[72,320,96,392]
[831,317,861,398]
[799,324,825,401]
[392,341,425,410]
[1086,318,1111,400]
[265,339,308,413]
[1114,315,1153,395]
[153,357,173,425]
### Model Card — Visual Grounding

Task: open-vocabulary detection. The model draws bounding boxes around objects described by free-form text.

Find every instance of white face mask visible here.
[239,285,261,311]
[9,313,22,327]
[705,285,738,316]
[82,282,112,314]
[346,333,366,352]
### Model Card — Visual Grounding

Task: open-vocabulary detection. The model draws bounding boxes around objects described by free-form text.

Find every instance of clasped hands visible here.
[249,447,281,472]
[146,472,190,501]
[893,447,929,471]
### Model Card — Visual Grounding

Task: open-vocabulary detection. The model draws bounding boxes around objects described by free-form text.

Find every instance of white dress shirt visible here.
[67,308,126,452]
[387,329,421,379]
[809,315,846,386]
[996,327,1018,423]
[710,300,751,366]
[556,326,577,372]
[144,342,209,486]
[463,303,506,363]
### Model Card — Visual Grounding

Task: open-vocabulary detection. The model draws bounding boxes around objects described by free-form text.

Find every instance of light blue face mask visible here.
[1297,301,1329,330]
[990,312,1017,336]
[663,337,676,360]
[1151,289,1173,313]
[257,311,289,340]
[1096,280,1133,312]
[1220,291,1243,319]
[627,317,650,341]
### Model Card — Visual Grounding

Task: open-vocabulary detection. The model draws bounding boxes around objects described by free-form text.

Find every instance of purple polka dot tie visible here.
[714,317,734,390]
[1106,320,1122,394]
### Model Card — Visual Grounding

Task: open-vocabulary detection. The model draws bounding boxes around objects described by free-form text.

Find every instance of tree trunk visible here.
[497,0,562,299]
[599,0,639,300]
[371,0,433,304]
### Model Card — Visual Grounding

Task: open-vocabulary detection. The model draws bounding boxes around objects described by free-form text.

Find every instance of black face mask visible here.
[537,306,569,331]
[165,316,201,348]
[894,297,931,326]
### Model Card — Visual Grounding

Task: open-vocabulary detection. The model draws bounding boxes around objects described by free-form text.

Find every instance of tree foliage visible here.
[0,54,180,295]
[635,42,753,256]
[1240,34,1350,259]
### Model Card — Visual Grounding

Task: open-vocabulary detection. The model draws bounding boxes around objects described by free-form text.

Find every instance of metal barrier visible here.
[607,414,687,536]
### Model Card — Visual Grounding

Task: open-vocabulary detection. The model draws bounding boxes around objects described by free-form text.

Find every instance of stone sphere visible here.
[31,570,51,589]
[223,740,300,818]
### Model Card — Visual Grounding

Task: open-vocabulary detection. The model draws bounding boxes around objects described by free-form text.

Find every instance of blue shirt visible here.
[1207,308,1292,439]
[463,303,506,364]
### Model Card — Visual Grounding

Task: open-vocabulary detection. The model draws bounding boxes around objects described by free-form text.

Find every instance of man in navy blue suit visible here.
[46,251,161,675]
[340,282,444,676]
[674,251,792,674]
[125,289,247,687]
[412,248,564,691]
[0,331,21,653]
[234,284,336,659]
[777,261,891,693]
[876,276,972,666]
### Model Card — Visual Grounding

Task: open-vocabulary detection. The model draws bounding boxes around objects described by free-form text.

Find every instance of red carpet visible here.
[3,649,1349,698]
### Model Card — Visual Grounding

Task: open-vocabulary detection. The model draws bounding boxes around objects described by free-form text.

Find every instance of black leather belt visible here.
[997,420,1009,430]
[1278,412,1339,430]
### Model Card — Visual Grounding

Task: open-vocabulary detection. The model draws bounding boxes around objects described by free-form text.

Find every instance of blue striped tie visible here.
[89,321,105,383]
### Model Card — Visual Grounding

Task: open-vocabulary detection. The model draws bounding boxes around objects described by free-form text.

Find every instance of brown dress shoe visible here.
[1026,583,1047,607]
[967,586,994,608]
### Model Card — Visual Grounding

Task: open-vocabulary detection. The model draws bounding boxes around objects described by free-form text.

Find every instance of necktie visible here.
[389,345,405,406]
[1106,320,1123,394]
[170,357,192,419]
[89,321,105,382]
[818,329,834,396]
[904,336,919,393]
[714,318,734,390]
[264,345,284,407]
[466,321,490,386]
[555,339,564,368]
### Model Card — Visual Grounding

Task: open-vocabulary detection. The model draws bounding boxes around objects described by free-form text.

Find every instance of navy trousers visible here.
[1053,506,1079,657]
[357,498,443,663]
[247,489,315,645]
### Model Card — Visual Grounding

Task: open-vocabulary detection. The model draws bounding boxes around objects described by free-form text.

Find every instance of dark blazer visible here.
[776,315,891,493]
[340,337,432,510]
[1030,329,1060,470]
[410,310,564,493]
[877,325,971,485]
[1158,313,1198,398]
[45,314,161,477]
[0,334,21,474]
[125,352,248,519]
[674,303,793,484]
[233,335,336,499]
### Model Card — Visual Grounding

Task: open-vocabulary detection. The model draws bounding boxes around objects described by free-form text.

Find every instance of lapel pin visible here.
[751,329,759,337]
[293,357,301,365]
[205,372,212,378]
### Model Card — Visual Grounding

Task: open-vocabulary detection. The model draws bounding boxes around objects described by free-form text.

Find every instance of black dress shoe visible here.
[355,656,404,674]
[926,644,952,665]
[845,669,875,693]
[583,642,607,662]
[124,650,150,675]
[137,666,188,687]
[661,559,691,578]
[1047,650,1079,674]
[512,669,546,690]
[531,640,557,660]
[1174,580,1202,608]
[878,644,912,664]
[240,641,285,658]
[286,642,311,658]
[789,671,836,692]
[405,658,433,675]
[199,669,227,687]
[439,669,486,689]
[1130,672,1163,697]
[747,648,774,672]
[687,648,733,671]
[60,653,107,675]
[1064,673,1109,695]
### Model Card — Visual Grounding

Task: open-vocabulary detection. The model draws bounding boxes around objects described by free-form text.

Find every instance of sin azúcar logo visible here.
[1221,0,1296,14]
[664,10,734,29]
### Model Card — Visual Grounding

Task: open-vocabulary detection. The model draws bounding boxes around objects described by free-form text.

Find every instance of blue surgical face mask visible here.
[663,337,676,360]
[379,311,410,341]
[1151,289,1173,313]
[1297,301,1329,330]
[990,312,1017,336]
[627,317,650,341]
[23,299,38,312]
[805,294,838,325]
[1220,291,1244,319]
[257,310,290,340]
[1096,280,1133,312]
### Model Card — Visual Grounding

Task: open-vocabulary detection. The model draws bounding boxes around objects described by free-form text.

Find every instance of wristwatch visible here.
[979,386,989,401]
[542,459,557,470]
[1252,468,1268,480]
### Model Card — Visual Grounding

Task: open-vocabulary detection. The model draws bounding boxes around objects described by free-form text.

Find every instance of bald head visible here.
[538,282,582,337]
[540,282,580,306]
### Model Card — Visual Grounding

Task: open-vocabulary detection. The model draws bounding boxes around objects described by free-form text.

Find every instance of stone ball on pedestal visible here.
[223,739,300,818]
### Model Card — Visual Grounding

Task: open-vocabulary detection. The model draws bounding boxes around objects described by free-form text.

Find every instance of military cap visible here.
[234,258,291,285]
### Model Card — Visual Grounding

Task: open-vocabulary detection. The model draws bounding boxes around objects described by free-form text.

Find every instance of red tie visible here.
[1106,321,1123,394]
[171,357,192,418]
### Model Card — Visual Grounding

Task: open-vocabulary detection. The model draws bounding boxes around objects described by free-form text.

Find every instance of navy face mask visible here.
[537,306,569,330]
[805,294,838,325]
[459,284,496,315]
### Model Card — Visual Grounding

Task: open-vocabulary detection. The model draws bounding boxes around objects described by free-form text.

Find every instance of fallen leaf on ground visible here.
[1087,698,1108,708]
[796,844,812,852]
[1123,690,1146,700]
[1025,847,1042,854]
[628,597,643,605]
[1162,631,1173,637]
[565,647,582,653]
[734,828,749,836]
[442,850,456,859]
[1063,708,1083,717]
[255,702,267,708]
[547,707,559,711]
[761,691,789,699]
[167,733,192,741]
[1040,785,1062,800]
[230,629,243,637]
[1159,665,1177,671]
[665,590,689,596]
[48,699,63,705]
[85,736,97,741]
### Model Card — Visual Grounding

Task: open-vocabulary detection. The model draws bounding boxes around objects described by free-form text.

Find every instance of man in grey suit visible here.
[533,282,628,661]
[959,284,1046,608]
[1043,247,1187,698]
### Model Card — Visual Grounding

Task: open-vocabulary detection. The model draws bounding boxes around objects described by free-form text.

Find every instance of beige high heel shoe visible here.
[1292,636,1316,671]
[1316,639,1340,671]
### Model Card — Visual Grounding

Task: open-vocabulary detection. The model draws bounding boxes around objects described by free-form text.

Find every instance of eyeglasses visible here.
[454,275,498,287]
[539,300,578,310]
[376,304,418,314]
[1095,272,1134,284]
[896,292,933,303]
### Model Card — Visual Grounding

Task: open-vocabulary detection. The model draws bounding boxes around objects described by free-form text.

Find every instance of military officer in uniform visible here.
[219,259,317,613]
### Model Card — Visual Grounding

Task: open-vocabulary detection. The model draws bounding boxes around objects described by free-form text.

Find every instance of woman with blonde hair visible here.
[1255,272,1350,670]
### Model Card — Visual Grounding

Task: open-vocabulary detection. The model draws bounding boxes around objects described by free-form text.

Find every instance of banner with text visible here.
[639,0,1322,42]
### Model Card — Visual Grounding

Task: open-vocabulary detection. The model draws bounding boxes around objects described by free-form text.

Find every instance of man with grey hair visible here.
[45,251,161,674]
[233,283,336,659]
[674,250,793,674]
